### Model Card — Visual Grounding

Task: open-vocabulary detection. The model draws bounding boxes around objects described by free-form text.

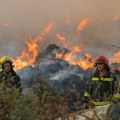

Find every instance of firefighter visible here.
[84,56,119,108]
[0,56,22,91]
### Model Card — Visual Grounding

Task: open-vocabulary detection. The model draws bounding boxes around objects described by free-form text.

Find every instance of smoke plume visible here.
[0,0,120,59]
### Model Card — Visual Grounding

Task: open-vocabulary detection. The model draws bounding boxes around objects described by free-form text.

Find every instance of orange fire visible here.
[13,23,54,71]
[112,51,120,63]
[55,45,94,70]
[13,35,43,70]
[43,23,54,35]
[56,33,65,41]
[73,45,81,53]
[77,18,88,34]
[55,53,63,59]
[72,53,94,70]
[12,18,97,71]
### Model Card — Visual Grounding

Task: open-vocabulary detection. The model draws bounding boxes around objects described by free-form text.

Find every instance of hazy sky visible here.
[0,0,120,58]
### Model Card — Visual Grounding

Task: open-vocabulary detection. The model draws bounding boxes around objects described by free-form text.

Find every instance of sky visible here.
[0,0,120,58]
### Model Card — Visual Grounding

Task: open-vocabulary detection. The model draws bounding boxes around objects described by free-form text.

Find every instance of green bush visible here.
[0,84,38,120]
[0,80,69,120]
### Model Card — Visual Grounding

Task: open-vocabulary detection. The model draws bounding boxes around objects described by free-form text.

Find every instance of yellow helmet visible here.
[0,56,13,68]
[0,59,1,68]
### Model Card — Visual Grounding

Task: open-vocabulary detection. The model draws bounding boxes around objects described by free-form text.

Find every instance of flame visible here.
[55,45,94,70]
[112,51,120,63]
[77,18,88,34]
[13,23,54,71]
[55,53,63,59]
[56,33,72,49]
[56,33,65,41]
[73,45,81,53]
[13,35,43,70]
[72,53,94,70]
[43,23,54,35]
[11,18,98,71]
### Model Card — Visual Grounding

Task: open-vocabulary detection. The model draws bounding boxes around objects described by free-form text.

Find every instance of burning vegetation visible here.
[1,16,120,120]
[12,17,120,71]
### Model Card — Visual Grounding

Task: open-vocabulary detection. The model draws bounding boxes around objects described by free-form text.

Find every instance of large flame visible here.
[13,35,43,70]
[13,23,54,70]
[12,18,90,71]
[71,53,94,70]
[12,18,120,71]
[55,45,94,70]
[55,33,94,70]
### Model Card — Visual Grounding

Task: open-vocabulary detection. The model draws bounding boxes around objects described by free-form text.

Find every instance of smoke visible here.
[0,0,120,59]
[50,66,83,81]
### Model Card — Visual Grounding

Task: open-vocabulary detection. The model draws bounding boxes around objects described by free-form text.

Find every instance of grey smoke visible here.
[50,66,83,81]
[0,0,120,60]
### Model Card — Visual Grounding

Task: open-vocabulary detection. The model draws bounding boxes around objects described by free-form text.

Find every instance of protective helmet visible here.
[0,56,13,68]
[95,56,109,65]
[0,59,1,68]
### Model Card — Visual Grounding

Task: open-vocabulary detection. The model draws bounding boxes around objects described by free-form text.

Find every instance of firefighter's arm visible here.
[112,75,120,100]
[14,74,22,92]
[113,82,120,99]
[83,77,93,105]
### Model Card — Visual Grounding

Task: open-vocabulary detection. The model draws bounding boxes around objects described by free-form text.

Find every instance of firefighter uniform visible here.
[84,56,119,107]
[0,56,22,91]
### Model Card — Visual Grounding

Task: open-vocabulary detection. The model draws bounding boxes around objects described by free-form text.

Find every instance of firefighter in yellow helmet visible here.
[0,56,22,91]
[84,56,119,108]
